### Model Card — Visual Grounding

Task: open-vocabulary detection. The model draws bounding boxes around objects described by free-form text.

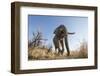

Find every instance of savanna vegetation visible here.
[28,31,88,60]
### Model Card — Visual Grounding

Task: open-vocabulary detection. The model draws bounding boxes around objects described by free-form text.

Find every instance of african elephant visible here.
[53,25,75,56]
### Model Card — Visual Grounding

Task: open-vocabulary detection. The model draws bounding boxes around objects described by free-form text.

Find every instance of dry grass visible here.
[28,42,88,60]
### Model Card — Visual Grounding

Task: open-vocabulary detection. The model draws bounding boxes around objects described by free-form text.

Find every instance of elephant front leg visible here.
[60,39,64,55]
[53,36,60,54]
[65,36,70,56]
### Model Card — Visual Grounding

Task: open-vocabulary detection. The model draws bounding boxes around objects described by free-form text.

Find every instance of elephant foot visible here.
[58,51,61,55]
[67,52,70,56]
[61,51,64,55]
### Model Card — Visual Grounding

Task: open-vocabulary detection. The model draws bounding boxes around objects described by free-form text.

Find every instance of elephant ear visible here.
[54,27,59,34]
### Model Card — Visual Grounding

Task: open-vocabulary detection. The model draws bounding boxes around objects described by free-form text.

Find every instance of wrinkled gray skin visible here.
[53,25,75,56]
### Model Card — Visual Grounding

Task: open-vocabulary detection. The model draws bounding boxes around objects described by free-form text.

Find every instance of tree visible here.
[28,31,47,48]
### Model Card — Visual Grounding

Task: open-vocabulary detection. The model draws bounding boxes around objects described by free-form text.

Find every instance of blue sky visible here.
[28,15,88,50]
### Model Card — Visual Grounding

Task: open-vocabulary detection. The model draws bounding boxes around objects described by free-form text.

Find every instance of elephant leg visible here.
[60,39,64,55]
[53,36,60,54]
[57,46,61,55]
[65,36,70,56]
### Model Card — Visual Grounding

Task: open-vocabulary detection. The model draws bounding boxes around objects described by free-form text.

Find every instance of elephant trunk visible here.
[68,32,75,35]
